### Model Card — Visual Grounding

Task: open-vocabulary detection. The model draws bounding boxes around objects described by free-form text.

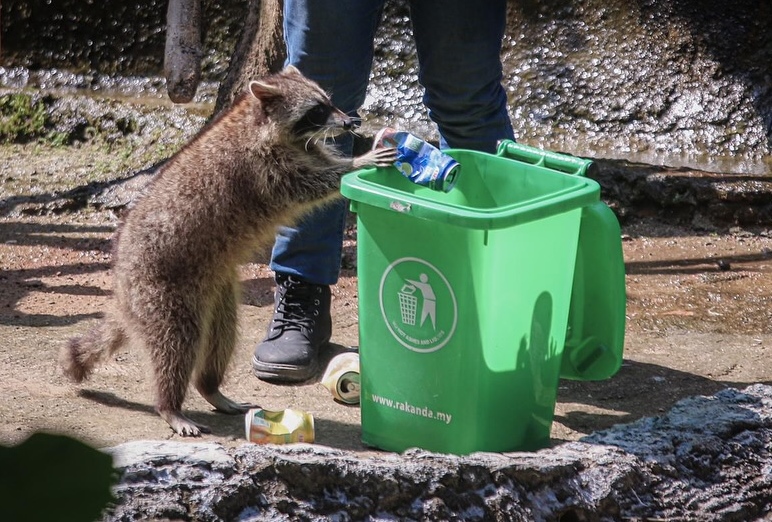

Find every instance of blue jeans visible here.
[270,0,515,285]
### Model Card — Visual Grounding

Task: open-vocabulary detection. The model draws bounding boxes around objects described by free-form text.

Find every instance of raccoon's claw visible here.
[159,409,211,437]
[353,147,397,169]
[372,146,398,167]
[200,389,258,414]
[214,400,258,415]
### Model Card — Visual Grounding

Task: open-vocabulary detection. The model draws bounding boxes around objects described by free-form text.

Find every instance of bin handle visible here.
[496,140,594,177]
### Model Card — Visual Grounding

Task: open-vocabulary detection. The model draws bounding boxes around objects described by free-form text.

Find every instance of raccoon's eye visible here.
[304,103,332,126]
[310,104,330,117]
[292,103,333,136]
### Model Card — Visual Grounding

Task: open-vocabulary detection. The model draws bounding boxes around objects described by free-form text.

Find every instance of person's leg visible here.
[254,0,385,382]
[408,0,514,153]
[270,0,385,285]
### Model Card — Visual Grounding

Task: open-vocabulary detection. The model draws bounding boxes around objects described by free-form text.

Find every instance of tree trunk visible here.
[164,0,202,103]
[213,0,285,116]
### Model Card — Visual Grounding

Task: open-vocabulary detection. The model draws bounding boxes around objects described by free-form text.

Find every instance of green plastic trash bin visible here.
[341,141,625,455]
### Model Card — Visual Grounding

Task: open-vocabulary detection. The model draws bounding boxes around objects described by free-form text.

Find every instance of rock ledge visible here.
[104,384,772,521]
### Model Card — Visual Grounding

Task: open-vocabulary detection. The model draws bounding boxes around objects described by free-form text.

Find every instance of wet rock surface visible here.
[2,0,771,174]
[0,87,769,227]
[103,384,772,521]
[496,0,772,173]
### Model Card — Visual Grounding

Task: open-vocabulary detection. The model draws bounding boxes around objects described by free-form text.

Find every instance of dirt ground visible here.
[1,144,771,455]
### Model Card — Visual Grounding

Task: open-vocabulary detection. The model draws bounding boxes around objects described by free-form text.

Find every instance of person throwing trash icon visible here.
[405,273,437,330]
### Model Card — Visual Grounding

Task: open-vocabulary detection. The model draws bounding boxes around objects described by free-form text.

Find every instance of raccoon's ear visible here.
[283,64,302,76]
[249,80,283,100]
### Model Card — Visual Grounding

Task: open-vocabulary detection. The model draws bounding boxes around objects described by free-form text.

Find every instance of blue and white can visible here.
[374,128,460,192]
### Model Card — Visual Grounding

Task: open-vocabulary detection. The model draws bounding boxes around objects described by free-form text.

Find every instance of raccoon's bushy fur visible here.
[61,66,395,436]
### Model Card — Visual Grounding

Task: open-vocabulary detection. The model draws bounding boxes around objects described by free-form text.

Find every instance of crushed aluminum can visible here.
[321,352,361,405]
[244,408,315,444]
[373,127,460,192]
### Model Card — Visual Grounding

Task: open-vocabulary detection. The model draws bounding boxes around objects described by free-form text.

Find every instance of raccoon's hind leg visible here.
[145,301,211,436]
[195,275,258,414]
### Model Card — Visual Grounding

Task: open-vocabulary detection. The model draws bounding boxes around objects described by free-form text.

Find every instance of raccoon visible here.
[61,66,395,436]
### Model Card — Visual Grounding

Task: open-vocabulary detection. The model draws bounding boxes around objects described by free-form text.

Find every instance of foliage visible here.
[0,93,68,145]
[0,432,118,522]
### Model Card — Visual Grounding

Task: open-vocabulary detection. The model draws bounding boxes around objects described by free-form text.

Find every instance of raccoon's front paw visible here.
[353,147,397,169]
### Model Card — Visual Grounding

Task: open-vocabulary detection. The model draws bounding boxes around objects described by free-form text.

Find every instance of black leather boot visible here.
[252,274,332,382]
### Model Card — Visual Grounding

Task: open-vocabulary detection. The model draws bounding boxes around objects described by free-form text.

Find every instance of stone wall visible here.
[2,0,771,172]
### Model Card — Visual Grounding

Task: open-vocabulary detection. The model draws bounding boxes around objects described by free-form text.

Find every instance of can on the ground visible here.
[321,352,361,404]
[244,408,315,444]
[373,128,460,192]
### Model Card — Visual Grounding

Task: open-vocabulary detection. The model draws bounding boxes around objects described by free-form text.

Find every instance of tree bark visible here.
[213,0,285,116]
[164,0,203,103]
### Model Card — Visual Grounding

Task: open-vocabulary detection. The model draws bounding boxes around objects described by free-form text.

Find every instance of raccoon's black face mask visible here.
[291,102,334,137]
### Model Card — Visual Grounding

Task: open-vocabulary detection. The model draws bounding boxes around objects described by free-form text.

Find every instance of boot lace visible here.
[272,276,321,334]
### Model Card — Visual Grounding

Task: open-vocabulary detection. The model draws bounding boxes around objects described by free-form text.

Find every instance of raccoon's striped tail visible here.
[61,318,127,383]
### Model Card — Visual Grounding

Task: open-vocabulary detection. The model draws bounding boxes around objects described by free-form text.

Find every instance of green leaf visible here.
[0,432,118,522]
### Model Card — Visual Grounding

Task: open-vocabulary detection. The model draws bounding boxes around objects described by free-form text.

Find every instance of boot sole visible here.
[251,355,320,383]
